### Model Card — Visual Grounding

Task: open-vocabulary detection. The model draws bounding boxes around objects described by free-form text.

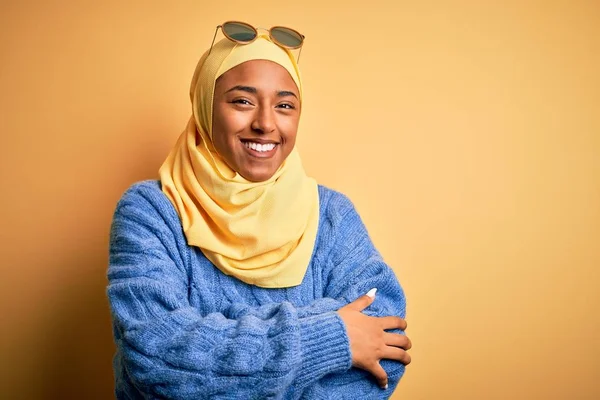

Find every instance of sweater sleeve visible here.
[107,185,352,399]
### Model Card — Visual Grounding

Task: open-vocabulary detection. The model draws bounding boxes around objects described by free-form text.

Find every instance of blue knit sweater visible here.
[107,180,406,399]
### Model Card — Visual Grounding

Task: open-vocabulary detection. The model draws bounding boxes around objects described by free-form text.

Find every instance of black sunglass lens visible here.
[223,22,256,42]
[270,27,303,48]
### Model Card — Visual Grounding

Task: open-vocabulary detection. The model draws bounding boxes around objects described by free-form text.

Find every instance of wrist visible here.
[294,311,352,388]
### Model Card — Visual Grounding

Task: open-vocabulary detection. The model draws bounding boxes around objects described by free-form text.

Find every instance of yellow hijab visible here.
[159,36,319,288]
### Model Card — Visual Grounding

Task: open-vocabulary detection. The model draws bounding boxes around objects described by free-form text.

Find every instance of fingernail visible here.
[366,288,377,298]
[384,384,388,390]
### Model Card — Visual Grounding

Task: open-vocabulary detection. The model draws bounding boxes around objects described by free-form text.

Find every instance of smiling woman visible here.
[107,23,410,399]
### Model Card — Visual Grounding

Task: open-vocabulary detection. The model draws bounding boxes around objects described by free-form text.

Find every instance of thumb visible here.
[347,288,377,311]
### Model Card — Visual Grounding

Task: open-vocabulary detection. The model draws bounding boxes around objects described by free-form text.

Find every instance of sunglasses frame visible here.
[208,20,305,62]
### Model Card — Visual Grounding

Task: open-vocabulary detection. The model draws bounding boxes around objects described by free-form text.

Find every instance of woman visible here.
[108,22,411,399]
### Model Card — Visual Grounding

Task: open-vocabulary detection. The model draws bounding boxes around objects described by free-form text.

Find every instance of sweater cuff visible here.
[295,311,352,388]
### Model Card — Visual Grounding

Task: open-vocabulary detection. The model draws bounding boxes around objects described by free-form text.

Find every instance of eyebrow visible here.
[226,85,298,99]
[277,90,298,99]
[226,85,257,94]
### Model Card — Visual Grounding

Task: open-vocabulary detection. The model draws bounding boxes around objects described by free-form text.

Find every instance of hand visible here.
[337,289,412,389]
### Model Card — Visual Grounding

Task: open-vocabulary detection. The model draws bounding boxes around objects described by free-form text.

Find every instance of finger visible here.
[382,346,412,365]
[379,316,408,331]
[383,332,412,350]
[369,361,389,389]
[346,288,377,311]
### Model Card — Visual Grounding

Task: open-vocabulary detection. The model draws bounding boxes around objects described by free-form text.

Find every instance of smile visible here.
[243,141,276,152]
[241,140,279,158]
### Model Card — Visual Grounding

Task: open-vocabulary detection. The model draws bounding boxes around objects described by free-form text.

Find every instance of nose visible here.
[251,106,276,134]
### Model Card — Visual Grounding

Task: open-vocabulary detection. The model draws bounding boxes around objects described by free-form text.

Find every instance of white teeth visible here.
[244,142,276,152]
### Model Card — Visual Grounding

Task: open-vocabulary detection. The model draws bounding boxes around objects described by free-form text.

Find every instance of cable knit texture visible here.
[108,180,407,399]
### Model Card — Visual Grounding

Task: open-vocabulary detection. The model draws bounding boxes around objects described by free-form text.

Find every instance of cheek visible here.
[224,112,248,133]
[280,116,300,143]
[213,108,244,151]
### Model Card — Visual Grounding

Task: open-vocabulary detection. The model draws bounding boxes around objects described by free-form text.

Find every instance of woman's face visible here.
[212,60,301,182]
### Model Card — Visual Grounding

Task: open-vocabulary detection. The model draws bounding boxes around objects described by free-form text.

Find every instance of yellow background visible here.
[1,1,599,399]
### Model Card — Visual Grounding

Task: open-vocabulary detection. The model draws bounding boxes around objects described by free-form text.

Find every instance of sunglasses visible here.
[209,21,305,62]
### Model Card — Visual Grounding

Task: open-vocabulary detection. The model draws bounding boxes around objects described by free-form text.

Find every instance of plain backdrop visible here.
[1,1,599,399]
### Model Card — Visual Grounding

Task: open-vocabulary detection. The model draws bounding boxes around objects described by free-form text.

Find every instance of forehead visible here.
[215,60,299,93]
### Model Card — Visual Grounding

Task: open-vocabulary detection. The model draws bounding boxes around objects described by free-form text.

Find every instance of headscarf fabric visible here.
[159,35,319,288]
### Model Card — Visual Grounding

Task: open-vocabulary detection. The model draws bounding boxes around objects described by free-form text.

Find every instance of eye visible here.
[277,103,296,110]
[231,99,254,106]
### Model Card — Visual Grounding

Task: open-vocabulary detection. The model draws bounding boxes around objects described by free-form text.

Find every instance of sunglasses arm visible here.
[208,25,222,55]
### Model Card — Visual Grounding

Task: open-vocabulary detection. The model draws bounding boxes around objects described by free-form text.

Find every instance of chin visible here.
[240,168,276,182]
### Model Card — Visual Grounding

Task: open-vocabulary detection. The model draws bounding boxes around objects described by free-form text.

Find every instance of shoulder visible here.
[117,179,164,206]
[313,185,379,274]
[316,184,365,242]
[115,180,171,212]
[112,179,180,230]
[317,184,358,221]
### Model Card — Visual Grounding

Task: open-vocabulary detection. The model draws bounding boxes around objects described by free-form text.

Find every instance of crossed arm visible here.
[107,186,409,399]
